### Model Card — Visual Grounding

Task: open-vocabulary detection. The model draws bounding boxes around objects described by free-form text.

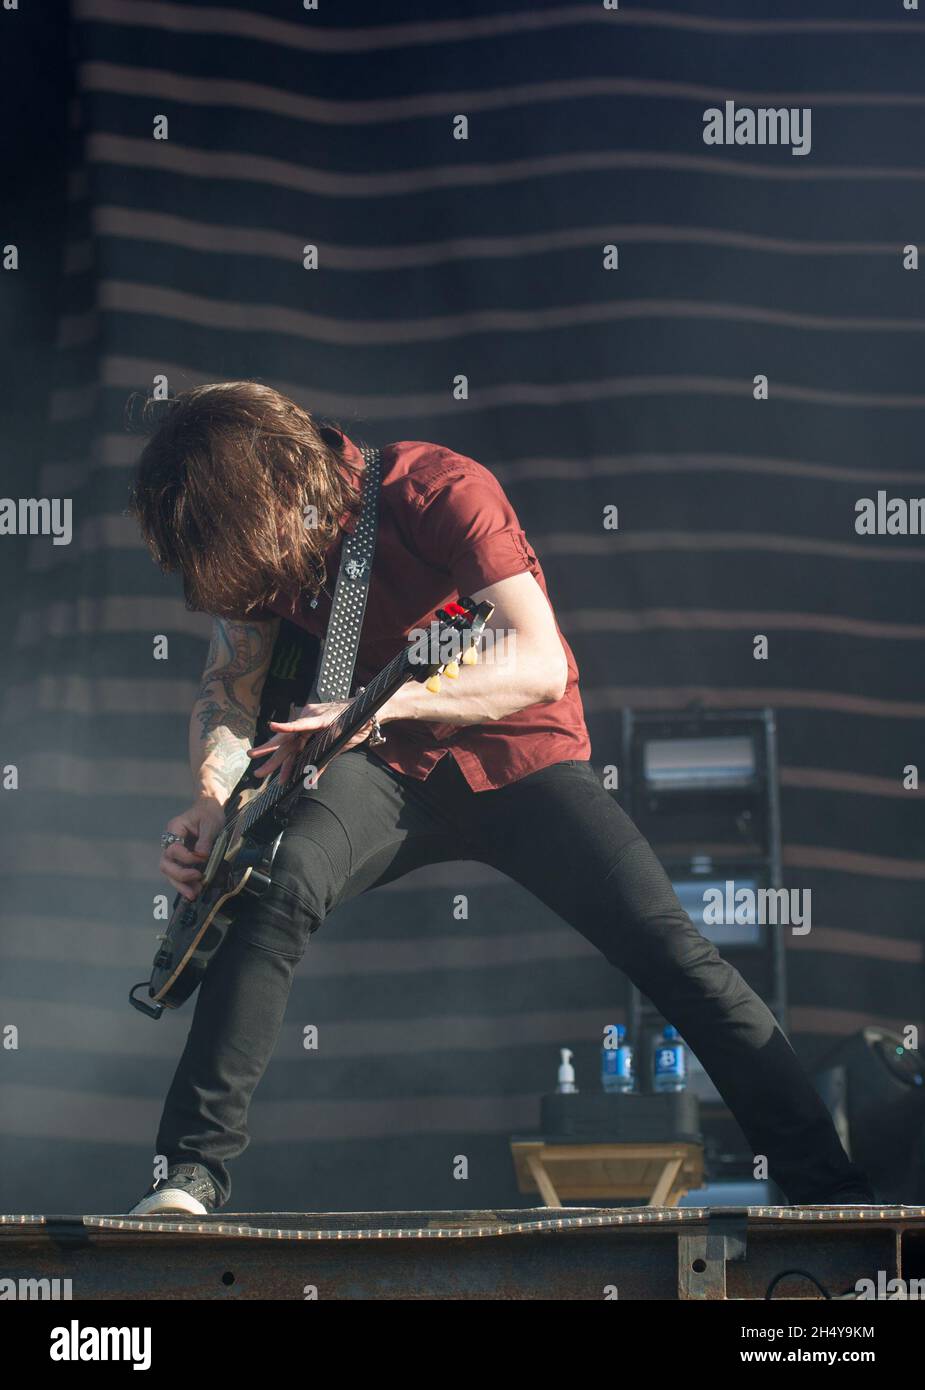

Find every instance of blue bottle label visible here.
[655,1045,685,1078]
[603,1047,633,1081]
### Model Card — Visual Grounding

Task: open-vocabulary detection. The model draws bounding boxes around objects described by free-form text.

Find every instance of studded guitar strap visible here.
[308,444,382,703]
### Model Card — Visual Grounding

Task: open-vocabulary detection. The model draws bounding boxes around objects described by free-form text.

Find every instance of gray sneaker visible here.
[129,1162,219,1216]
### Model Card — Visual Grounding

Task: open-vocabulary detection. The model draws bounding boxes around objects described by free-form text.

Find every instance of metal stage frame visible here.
[3,1206,925,1300]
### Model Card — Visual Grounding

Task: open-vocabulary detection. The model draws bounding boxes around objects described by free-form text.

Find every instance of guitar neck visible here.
[224,598,492,846]
[237,646,413,839]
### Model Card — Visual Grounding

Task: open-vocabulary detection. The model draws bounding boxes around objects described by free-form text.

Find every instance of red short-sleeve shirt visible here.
[266,433,591,790]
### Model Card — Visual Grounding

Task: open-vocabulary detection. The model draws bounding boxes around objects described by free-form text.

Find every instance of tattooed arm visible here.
[192,616,280,801]
[160,616,280,900]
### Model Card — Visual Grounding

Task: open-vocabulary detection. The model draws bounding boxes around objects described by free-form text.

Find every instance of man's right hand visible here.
[160,796,227,901]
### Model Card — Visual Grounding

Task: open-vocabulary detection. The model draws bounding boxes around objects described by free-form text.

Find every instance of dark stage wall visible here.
[1,0,923,1214]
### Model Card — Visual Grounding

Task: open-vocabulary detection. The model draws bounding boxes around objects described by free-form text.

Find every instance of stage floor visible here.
[3,1205,925,1299]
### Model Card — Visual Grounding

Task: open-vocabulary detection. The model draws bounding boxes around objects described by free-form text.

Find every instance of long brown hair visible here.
[128,382,361,617]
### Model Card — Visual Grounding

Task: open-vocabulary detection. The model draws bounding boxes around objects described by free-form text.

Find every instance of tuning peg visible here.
[444,660,460,679]
[425,673,442,693]
[461,644,478,666]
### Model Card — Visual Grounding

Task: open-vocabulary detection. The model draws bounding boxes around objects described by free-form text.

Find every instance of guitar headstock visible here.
[414,596,495,692]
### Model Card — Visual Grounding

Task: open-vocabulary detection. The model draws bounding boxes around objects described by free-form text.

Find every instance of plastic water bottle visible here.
[601,1024,634,1093]
[653,1026,686,1093]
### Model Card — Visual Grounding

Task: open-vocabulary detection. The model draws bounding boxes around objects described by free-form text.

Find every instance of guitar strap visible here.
[308,444,382,702]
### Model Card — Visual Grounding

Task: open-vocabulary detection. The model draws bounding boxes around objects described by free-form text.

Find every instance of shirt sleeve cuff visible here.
[452,529,535,595]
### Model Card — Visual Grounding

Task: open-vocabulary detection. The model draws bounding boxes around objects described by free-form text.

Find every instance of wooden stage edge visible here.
[3,1206,925,1300]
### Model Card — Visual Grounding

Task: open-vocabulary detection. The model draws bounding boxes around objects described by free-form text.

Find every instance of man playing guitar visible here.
[127,380,872,1215]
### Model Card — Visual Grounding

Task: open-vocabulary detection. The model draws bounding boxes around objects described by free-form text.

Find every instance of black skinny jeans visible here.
[157,750,872,1206]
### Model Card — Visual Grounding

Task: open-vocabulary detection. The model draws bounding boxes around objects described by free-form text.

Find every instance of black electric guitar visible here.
[129,597,493,1019]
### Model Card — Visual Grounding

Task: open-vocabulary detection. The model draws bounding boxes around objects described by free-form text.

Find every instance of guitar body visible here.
[131,833,282,1017]
[130,619,317,1019]
[129,599,494,1020]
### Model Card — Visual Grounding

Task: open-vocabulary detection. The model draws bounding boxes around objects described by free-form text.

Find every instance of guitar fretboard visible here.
[233,644,413,839]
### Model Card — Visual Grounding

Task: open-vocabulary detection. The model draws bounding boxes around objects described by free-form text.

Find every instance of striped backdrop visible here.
[1,0,923,1213]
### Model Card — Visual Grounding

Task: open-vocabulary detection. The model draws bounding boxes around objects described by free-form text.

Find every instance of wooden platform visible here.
[511,1140,703,1206]
[3,1206,925,1299]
